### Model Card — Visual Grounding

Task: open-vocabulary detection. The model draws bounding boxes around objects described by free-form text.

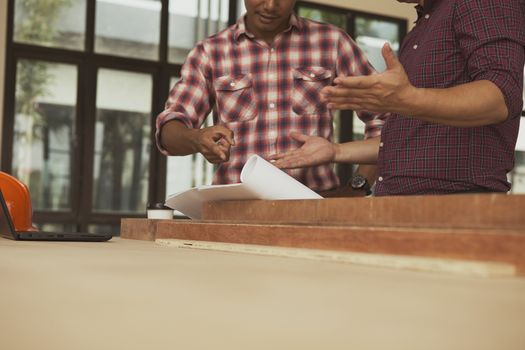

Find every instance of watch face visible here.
[351,175,366,189]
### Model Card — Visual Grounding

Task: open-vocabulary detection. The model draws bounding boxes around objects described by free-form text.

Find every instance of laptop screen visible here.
[0,190,17,239]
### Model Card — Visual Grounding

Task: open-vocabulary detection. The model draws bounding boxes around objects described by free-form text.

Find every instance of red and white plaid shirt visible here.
[156,14,385,191]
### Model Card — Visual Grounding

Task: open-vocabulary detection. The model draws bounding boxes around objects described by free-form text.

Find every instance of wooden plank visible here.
[202,194,525,229]
[155,221,525,275]
[156,238,517,277]
[120,218,169,241]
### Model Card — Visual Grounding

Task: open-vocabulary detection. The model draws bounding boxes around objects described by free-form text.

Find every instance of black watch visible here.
[350,174,372,195]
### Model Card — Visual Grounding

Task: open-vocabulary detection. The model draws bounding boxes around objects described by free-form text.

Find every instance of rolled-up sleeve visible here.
[455,0,525,120]
[155,43,213,155]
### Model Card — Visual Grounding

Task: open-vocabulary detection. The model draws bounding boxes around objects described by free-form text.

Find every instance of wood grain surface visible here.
[155,221,525,275]
[120,218,167,241]
[121,195,525,275]
[2,237,525,350]
[202,194,525,229]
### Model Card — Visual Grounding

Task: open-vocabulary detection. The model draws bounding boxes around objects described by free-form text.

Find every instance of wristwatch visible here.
[350,174,372,195]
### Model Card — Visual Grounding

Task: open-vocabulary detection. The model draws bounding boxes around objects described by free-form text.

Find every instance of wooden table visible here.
[1,237,524,350]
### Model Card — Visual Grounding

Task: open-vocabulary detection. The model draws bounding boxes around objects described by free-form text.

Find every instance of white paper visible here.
[165,154,322,219]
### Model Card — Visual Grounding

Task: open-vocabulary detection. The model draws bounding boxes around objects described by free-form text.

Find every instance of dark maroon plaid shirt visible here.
[375,0,525,196]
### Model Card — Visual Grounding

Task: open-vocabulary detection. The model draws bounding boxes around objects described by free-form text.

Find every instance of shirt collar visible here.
[233,13,302,42]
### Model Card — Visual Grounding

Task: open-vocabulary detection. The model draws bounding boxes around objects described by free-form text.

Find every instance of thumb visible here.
[382,43,401,71]
[289,131,309,144]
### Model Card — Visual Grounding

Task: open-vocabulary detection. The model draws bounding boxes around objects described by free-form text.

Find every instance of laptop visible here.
[0,190,112,242]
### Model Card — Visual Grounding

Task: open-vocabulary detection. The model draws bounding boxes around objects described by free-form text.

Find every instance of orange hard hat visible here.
[0,171,37,231]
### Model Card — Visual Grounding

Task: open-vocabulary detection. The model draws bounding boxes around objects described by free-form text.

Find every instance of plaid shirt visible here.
[156,14,385,191]
[375,0,525,196]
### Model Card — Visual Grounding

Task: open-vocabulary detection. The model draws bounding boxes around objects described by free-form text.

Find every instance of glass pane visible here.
[355,16,401,72]
[14,0,86,50]
[352,112,366,140]
[169,0,230,64]
[511,150,525,194]
[237,0,245,18]
[93,69,152,213]
[165,78,215,197]
[297,7,346,30]
[95,0,161,60]
[512,117,525,193]
[13,60,77,211]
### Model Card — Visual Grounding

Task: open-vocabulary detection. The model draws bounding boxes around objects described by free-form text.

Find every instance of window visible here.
[93,69,153,213]
[3,0,239,233]
[168,0,230,63]
[12,60,77,211]
[95,0,162,60]
[14,0,87,51]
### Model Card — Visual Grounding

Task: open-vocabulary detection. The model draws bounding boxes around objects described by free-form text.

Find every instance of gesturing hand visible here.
[321,43,416,114]
[196,125,235,163]
[268,132,336,169]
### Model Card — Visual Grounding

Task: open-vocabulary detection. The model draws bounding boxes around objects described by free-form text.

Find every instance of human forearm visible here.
[406,80,508,127]
[334,137,380,164]
[324,44,511,128]
[160,120,201,156]
[160,120,234,162]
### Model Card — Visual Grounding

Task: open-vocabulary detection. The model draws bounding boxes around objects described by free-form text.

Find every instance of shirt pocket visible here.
[292,67,332,115]
[214,74,257,123]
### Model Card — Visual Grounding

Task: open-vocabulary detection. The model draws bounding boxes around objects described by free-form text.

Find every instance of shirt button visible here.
[269,131,277,138]
[269,103,276,108]
[424,14,430,19]
[379,142,384,147]
[378,176,384,182]
[309,73,316,78]
[229,82,236,87]
[413,44,418,50]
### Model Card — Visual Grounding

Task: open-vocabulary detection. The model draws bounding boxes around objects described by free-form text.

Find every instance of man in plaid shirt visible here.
[271,0,525,195]
[156,0,385,192]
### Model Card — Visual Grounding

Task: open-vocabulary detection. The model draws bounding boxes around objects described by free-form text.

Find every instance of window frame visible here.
[2,0,238,232]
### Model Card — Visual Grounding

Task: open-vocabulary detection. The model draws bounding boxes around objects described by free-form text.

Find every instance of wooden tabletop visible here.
[1,237,524,350]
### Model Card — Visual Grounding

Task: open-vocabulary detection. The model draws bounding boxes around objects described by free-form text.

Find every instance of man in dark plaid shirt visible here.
[271,0,525,195]
[156,0,385,192]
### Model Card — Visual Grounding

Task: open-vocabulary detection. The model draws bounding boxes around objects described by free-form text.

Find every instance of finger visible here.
[268,153,283,161]
[327,102,366,111]
[210,143,227,161]
[213,134,233,147]
[322,89,368,100]
[382,42,401,71]
[289,132,309,144]
[325,95,368,105]
[320,85,337,97]
[269,149,302,161]
[273,155,307,169]
[213,126,235,146]
[333,76,376,89]
[222,129,235,146]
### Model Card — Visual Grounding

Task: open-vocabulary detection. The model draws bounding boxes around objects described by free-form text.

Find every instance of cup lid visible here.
[147,202,171,210]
